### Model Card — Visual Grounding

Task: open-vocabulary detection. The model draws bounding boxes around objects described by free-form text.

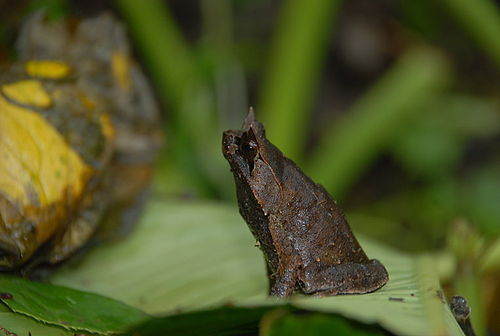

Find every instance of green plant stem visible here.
[201,0,248,131]
[114,0,197,113]
[115,0,226,197]
[454,270,486,336]
[258,0,342,161]
[441,0,500,67]
[479,238,500,273]
[305,48,451,199]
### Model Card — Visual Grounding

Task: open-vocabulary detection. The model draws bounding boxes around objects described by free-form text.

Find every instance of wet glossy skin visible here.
[222,110,388,297]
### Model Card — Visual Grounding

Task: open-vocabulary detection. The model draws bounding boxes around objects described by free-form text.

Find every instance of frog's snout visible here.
[222,130,242,158]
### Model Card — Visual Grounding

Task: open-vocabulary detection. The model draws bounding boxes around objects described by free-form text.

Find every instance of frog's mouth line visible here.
[222,130,242,156]
[222,130,258,180]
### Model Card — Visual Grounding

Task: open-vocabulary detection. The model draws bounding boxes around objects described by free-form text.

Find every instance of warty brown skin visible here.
[222,110,389,297]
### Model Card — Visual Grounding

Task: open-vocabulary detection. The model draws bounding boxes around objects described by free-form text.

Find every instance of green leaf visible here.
[461,167,500,236]
[480,238,500,273]
[0,303,10,313]
[126,306,385,336]
[27,0,70,21]
[392,94,500,180]
[261,309,385,336]
[290,254,464,336]
[0,311,74,336]
[305,48,450,199]
[441,0,500,67]
[51,200,464,336]
[53,201,268,313]
[0,275,148,335]
[127,306,271,336]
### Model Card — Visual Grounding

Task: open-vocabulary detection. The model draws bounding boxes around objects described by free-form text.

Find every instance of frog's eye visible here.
[240,130,259,172]
[241,139,257,157]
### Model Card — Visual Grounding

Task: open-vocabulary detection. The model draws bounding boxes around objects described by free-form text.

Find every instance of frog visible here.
[222,109,389,297]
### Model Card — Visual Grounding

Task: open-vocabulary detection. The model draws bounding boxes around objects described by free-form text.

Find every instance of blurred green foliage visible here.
[113,1,500,335]
[112,0,500,249]
[1,0,499,335]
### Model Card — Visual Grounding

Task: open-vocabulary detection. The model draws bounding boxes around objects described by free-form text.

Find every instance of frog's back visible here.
[275,157,370,266]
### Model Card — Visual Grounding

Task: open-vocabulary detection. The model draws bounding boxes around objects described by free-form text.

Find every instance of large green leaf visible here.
[51,200,464,336]
[0,276,147,335]
[292,255,463,336]
[52,200,268,313]
[127,306,271,336]
[127,306,386,336]
[261,309,385,336]
[0,311,74,336]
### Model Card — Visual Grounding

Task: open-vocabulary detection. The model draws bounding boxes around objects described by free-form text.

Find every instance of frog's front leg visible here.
[268,263,299,297]
[299,259,388,296]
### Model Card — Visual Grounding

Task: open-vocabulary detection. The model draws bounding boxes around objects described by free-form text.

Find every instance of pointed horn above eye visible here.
[242,107,256,130]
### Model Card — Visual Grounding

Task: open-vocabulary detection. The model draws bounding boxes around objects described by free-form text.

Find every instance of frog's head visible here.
[222,108,284,186]
[222,108,261,181]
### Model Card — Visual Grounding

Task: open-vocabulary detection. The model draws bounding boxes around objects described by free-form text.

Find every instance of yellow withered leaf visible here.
[99,113,116,140]
[0,88,91,265]
[111,51,132,90]
[0,12,163,271]
[24,60,71,79]
[2,80,52,108]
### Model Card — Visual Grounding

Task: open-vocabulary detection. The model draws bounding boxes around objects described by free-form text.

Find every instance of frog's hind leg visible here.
[299,259,388,296]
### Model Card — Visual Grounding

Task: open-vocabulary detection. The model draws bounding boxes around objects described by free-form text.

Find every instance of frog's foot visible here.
[299,259,389,296]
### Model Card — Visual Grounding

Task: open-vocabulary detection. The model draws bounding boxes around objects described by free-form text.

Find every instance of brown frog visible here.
[222,110,388,297]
